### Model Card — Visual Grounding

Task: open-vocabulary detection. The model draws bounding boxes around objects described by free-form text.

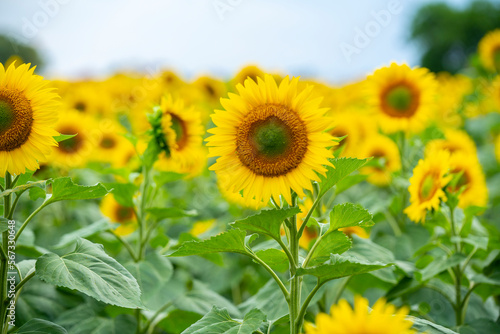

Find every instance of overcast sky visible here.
[0,0,471,84]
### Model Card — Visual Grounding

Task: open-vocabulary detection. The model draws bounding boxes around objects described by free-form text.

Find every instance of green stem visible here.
[297,193,322,240]
[276,238,296,268]
[0,173,12,333]
[14,202,48,243]
[142,301,173,334]
[448,204,464,326]
[288,193,301,334]
[296,279,325,330]
[110,231,139,262]
[384,211,402,237]
[249,252,289,300]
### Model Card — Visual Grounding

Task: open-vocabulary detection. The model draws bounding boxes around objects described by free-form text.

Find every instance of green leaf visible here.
[13,318,68,334]
[255,248,289,272]
[125,252,174,310]
[29,187,46,201]
[182,307,266,334]
[308,231,352,266]
[168,229,251,257]
[45,177,109,204]
[54,219,114,248]
[155,171,186,184]
[68,314,136,334]
[0,180,46,197]
[409,316,459,333]
[471,274,500,286]
[230,207,300,242]
[176,233,223,266]
[415,254,466,282]
[36,238,142,309]
[318,157,370,197]
[104,183,138,207]
[54,133,77,143]
[0,217,9,233]
[17,259,36,279]
[329,203,373,232]
[460,206,485,237]
[335,174,368,194]
[147,207,197,220]
[239,279,288,322]
[296,254,390,284]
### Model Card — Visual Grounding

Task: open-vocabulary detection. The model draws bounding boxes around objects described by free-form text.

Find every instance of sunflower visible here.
[478,29,500,72]
[94,119,136,167]
[207,74,336,206]
[190,219,216,237]
[217,174,267,209]
[447,153,488,208]
[304,295,415,334]
[425,129,477,158]
[47,110,97,169]
[232,65,265,86]
[358,134,401,186]
[153,95,205,177]
[0,62,60,176]
[405,151,452,223]
[327,111,364,158]
[193,76,227,105]
[366,63,437,134]
[434,73,472,128]
[100,194,137,236]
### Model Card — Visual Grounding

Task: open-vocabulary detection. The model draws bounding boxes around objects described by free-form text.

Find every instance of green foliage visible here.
[328,203,373,232]
[35,238,143,309]
[182,307,266,334]
[317,157,370,197]
[13,318,68,334]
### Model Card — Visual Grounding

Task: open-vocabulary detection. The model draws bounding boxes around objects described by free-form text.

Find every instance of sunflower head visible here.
[0,62,60,175]
[447,153,488,209]
[358,134,401,186]
[366,63,437,134]
[479,29,500,72]
[304,295,416,334]
[405,151,452,223]
[100,194,137,236]
[207,74,336,206]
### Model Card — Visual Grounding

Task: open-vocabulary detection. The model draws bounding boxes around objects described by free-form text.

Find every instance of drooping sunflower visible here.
[405,151,452,223]
[447,153,488,209]
[46,110,97,169]
[153,95,205,177]
[366,63,437,134]
[0,62,60,175]
[304,295,416,334]
[207,74,336,206]
[100,194,137,236]
[425,129,477,158]
[358,134,401,186]
[478,29,500,72]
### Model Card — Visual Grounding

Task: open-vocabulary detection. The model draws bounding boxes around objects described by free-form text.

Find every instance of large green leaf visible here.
[45,177,109,204]
[36,238,142,309]
[68,314,136,334]
[317,157,370,197]
[0,180,45,198]
[54,220,114,248]
[126,252,174,310]
[182,307,265,334]
[238,279,288,323]
[13,318,68,334]
[296,254,390,284]
[409,316,459,333]
[415,254,466,282]
[168,229,252,257]
[255,248,289,272]
[329,203,373,232]
[104,183,138,207]
[308,231,352,266]
[231,207,300,242]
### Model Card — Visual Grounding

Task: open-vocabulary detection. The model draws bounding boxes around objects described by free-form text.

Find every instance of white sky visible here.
[0,0,471,84]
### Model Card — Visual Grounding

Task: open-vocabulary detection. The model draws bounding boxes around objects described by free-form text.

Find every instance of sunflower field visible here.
[1,11,500,334]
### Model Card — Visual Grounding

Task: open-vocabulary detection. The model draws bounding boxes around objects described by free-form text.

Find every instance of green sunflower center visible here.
[420,174,437,201]
[386,86,412,112]
[0,100,15,134]
[0,88,34,152]
[236,104,308,177]
[251,117,291,158]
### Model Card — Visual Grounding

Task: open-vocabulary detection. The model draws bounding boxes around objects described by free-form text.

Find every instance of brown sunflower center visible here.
[236,104,308,177]
[100,135,116,149]
[57,127,83,153]
[204,83,216,97]
[382,83,419,117]
[170,114,188,149]
[0,88,33,152]
[74,101,87,112]
[419,173,438,201]
[115,205,134,222]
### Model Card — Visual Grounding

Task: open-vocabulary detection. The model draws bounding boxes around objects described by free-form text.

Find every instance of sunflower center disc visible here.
[57,128,83,153]
[170,114,188,149]
[236,104,308,177]
[116,206,134,222]
[420,173,437,201]
[386,86,412,112]
[449,169,469,193]
[0,88,34,151]
[494,48,500,71]
[101,136,116,149]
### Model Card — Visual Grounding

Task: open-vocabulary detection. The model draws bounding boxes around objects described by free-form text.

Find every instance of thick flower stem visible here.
[0,173,12,333]
[288,193,301,334]
[448,204,465,326]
